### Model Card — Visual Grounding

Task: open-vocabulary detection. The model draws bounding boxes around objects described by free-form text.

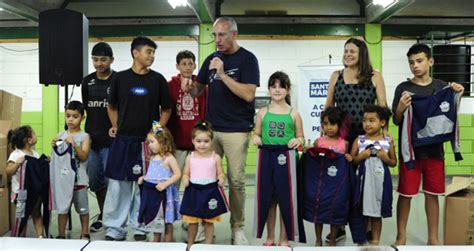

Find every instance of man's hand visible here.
[209,57,224,76]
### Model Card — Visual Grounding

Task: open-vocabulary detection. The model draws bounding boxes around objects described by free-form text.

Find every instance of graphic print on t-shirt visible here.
[176,89,200,120]
[268,121,286,138]
[130,87,149,96]
[209,68,238,84]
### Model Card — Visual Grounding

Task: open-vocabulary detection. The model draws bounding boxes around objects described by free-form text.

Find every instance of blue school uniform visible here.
[11,155,51,237]
[253,145,306,243]
[301,147,366,244]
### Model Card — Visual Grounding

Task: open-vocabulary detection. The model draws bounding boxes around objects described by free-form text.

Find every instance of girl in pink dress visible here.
[312,106,352,246]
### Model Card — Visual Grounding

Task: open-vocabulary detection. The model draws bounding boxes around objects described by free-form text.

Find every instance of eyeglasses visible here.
[211,32,230,39]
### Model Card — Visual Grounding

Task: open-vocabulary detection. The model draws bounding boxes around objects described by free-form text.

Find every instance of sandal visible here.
[262,241,275,246]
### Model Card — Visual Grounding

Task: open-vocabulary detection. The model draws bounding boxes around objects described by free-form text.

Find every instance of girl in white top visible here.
[6,125,42,237]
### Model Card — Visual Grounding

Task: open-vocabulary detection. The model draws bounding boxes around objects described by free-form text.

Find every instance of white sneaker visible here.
[232,230,249,245]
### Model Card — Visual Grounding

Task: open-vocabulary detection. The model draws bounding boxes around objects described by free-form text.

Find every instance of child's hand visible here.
[65,136,76,146]
[109,127,117,138]
[359,149,371,160]
[344,153,353,163]
[183,177,189,188]
[449,82,464,93]
[51,138,59,148]
[252,134,262,146]
[376,149,390,163]
[218,177,225,187]
[181,77,194,92]
[156,183,167,192]
[287,138,301,149]
[397,91,412,112]
[137,176,144,185]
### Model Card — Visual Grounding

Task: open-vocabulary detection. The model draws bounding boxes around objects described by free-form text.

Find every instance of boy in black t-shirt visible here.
[81,42,115,233]
[103,36,172,241]
[392,43,464,245]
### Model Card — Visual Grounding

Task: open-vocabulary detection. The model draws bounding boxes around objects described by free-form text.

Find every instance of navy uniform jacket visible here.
[401,86,462,168]
[301,147,365,244]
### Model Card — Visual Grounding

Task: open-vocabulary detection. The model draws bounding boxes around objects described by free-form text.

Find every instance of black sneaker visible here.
[324,228,346,243]
[90,220,103,232]
[134,234,147,241]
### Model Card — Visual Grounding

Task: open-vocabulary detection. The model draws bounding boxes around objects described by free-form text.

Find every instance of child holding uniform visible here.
[137,123,181,242]
[392,43,464,245]
[252,71,305,246]
[180,121,228,249]
[351,105,397,245]
[50,101,91,240]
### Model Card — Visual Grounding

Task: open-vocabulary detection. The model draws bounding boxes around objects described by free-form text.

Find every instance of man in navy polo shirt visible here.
[183,16,260,245]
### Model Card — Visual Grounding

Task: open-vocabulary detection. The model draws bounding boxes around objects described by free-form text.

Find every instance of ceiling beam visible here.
[366,0,414,23]
[88,17,200,26]
[188,0,215,23]
[384,17,474,26]
[0,0,39,22]
[0,17,200,27]
[234,16,366,24]
[356,0,366,17]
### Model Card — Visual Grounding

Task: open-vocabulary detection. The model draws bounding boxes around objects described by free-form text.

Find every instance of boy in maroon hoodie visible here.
[167,50,208,241]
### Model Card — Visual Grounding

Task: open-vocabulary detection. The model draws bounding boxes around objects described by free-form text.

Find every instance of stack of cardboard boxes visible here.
[0,90,22,235]
[445,176,474,245]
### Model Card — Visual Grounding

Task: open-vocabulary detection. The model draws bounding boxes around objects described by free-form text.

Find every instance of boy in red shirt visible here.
[167,50,208,241]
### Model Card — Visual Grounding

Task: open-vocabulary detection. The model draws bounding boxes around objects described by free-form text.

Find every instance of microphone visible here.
[210,51,222,75]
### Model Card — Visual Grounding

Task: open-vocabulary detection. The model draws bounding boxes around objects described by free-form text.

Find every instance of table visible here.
[0,237,89,251]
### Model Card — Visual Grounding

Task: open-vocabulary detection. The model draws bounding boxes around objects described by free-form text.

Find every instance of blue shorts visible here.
[87,148,109,192]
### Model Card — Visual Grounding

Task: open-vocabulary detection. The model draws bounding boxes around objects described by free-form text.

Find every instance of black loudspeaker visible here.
[433,45,471,94]
[39,9,88,86]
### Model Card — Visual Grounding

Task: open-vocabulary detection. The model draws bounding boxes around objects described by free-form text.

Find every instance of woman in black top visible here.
[323,37,389,243]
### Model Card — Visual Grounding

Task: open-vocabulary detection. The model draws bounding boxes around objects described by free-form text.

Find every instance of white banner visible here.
[297,65,342,145]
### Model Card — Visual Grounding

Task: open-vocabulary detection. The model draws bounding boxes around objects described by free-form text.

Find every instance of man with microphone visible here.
[182,16,260,245]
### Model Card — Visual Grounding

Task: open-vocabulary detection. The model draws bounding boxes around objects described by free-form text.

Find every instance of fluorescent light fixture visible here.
[0,7,4,11]
[372,0,398,8]
[168,0,188,9]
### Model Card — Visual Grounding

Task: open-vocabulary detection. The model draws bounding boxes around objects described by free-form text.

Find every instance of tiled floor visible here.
[5,175,452,247]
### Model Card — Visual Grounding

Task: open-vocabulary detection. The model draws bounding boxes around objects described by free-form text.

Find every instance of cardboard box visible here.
[0,120,13,233]
[0,120,12,174]
[444,176,474,245]
[0,172,9,235]
[0,90,21,234]
[0,90,22,129]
